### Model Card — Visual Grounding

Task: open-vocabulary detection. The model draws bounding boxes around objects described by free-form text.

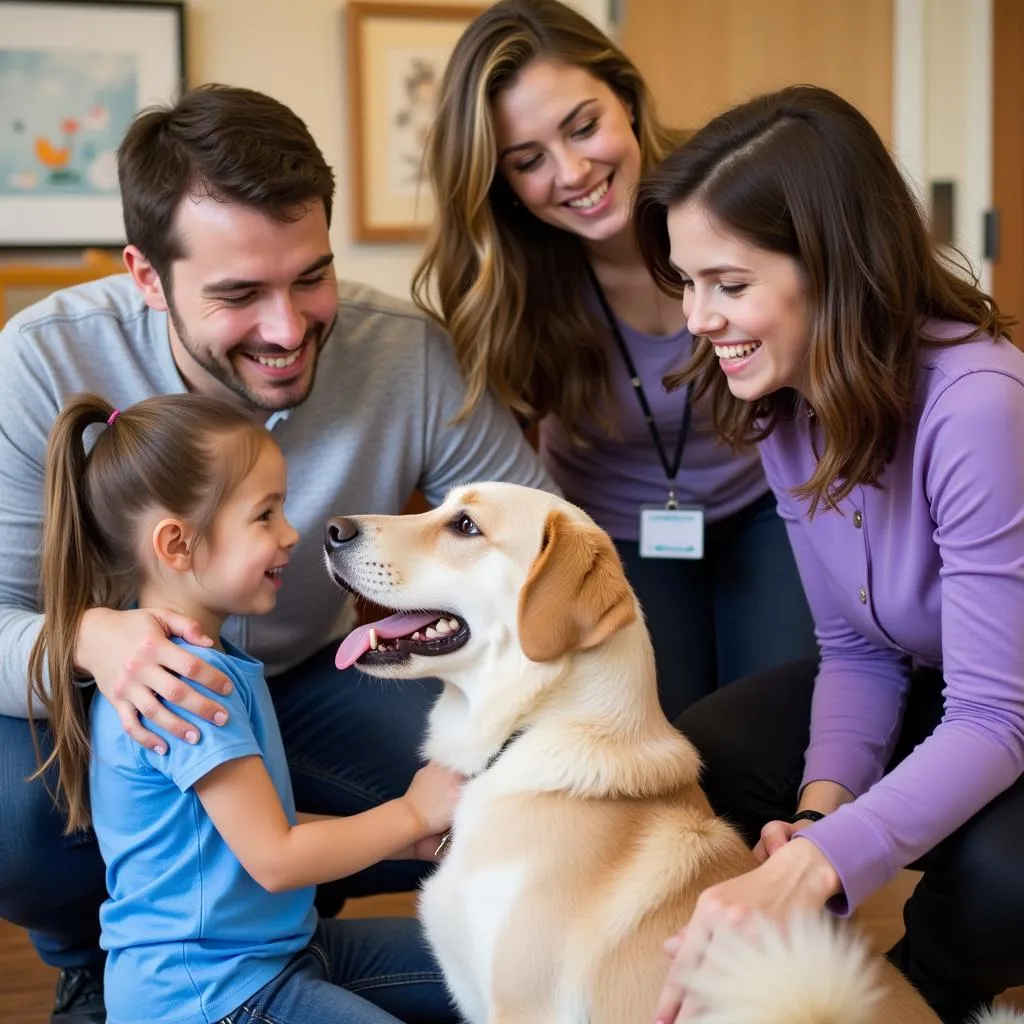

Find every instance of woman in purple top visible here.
[633,85,1024,1023]
[412,0,817,719]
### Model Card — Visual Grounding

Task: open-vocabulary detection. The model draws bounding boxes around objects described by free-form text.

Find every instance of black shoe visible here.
[51,965,106,1024]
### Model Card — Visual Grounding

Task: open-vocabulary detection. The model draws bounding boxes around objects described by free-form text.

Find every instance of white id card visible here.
[639,505,705,560]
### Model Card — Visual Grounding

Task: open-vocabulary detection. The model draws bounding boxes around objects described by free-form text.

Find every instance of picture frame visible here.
[346,1,485,243]
[0,0,187,249]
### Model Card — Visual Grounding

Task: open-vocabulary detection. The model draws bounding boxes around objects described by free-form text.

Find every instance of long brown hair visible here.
[119,84,336,285]
[634,85,1014,513]
[28,393,268,833]
[412,0,683,438]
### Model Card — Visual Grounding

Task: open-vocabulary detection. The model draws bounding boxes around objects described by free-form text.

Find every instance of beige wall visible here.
[6,1,992,293]
[185,0,474,300]
[4,0,606,297]
[186,0,607,300]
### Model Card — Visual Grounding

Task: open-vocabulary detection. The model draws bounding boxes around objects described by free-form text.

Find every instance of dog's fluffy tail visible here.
[682,913,1024,1024]
[679,912,882,1024]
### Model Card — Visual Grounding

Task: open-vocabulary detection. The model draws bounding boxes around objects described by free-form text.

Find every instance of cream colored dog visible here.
[325,482,1012,1024]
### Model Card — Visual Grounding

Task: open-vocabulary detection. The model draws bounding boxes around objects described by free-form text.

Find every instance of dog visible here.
[324,482,1017,1024]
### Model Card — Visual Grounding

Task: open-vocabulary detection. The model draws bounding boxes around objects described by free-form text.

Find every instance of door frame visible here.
[993,0,1024,322]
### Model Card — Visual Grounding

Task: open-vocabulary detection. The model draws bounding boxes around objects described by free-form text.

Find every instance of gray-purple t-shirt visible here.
[539,319,769,540]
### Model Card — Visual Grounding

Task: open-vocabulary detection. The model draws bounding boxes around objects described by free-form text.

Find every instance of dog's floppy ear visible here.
[518,509,636,662]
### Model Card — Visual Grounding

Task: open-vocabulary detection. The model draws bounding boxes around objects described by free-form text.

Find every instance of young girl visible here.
[633,86,1024,1023]
[28,393,461,1024]
[413,0,816,720]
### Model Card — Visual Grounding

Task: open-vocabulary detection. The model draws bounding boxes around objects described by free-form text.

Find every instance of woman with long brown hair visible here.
[413,0,816,719]
[633,85,1024,1024]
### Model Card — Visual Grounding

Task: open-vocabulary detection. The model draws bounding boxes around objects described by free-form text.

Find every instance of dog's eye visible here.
[451,513,481,537]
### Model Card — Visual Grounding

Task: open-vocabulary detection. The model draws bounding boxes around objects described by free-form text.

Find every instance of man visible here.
[0,84,555,1023]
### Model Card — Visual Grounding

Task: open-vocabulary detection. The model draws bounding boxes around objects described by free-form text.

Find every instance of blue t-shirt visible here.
[89,639,317,1024]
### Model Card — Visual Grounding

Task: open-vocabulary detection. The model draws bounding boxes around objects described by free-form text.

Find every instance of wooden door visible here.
[993,0,1024,324]
[620,0,893,140]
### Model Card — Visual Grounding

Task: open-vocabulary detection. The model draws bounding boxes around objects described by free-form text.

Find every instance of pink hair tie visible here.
[106,408,121,427]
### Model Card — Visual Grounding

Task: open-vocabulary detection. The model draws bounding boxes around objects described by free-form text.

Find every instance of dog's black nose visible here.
[325,516,359,552]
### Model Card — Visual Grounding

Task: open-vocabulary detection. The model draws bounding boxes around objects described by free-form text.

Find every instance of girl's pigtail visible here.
[28,393,116,833]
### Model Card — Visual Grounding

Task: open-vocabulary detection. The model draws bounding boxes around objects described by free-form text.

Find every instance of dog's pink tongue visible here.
[335,611,441,670]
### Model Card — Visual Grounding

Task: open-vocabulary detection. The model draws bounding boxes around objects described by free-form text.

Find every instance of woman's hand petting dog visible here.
[653,829,841,1023]
[753,817,813,862]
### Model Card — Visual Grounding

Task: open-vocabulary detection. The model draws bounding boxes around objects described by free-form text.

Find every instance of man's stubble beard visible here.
[166,296,334,413]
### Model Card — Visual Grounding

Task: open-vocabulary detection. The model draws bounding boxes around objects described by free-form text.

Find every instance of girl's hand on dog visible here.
[403,761,465,836]
[409,833,449,862]
[652,838,841,1022]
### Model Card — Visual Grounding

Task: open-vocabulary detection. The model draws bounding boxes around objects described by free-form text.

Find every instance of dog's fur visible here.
[326,483,1017,1024]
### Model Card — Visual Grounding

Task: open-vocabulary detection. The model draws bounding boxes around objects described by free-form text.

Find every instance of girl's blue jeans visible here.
[218,918,454,1024]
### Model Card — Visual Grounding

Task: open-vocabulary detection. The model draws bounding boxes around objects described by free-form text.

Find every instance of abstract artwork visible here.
[0,1,185,248]
[0,51,137,197]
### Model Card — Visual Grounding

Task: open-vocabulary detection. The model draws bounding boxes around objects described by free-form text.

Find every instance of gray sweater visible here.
[0,275,555,717]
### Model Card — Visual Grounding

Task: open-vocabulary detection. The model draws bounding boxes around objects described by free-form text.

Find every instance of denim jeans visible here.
[614,490,817,720]
[218,918,455,1024]
[0,642,441,970]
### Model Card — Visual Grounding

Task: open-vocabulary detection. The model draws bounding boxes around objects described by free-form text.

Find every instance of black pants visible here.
[614,491,817,721]
[675,659,1024,1024]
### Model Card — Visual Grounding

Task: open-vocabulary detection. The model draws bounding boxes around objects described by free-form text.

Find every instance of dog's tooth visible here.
[425,627,439,639]
[411,631,423,641]
[369,628,378,651]
[435,620,451,635]
[448,618,459,630]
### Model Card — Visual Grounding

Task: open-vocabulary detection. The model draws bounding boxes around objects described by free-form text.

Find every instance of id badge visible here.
[639,505,705,560]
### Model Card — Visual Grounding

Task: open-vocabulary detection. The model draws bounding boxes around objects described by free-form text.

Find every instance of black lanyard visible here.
[586,264,694,508]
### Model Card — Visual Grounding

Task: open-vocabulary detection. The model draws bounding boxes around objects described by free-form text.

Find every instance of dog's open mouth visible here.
[335,610,470,670]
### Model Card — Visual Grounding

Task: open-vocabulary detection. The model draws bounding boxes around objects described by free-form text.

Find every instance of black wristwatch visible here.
[790,809,826,824]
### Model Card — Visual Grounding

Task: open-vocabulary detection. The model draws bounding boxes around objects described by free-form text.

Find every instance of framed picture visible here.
[347,1,485,243]
[0,0,186,249]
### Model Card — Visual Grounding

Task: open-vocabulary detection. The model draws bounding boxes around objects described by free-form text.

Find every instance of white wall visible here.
[893,0,992,286]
